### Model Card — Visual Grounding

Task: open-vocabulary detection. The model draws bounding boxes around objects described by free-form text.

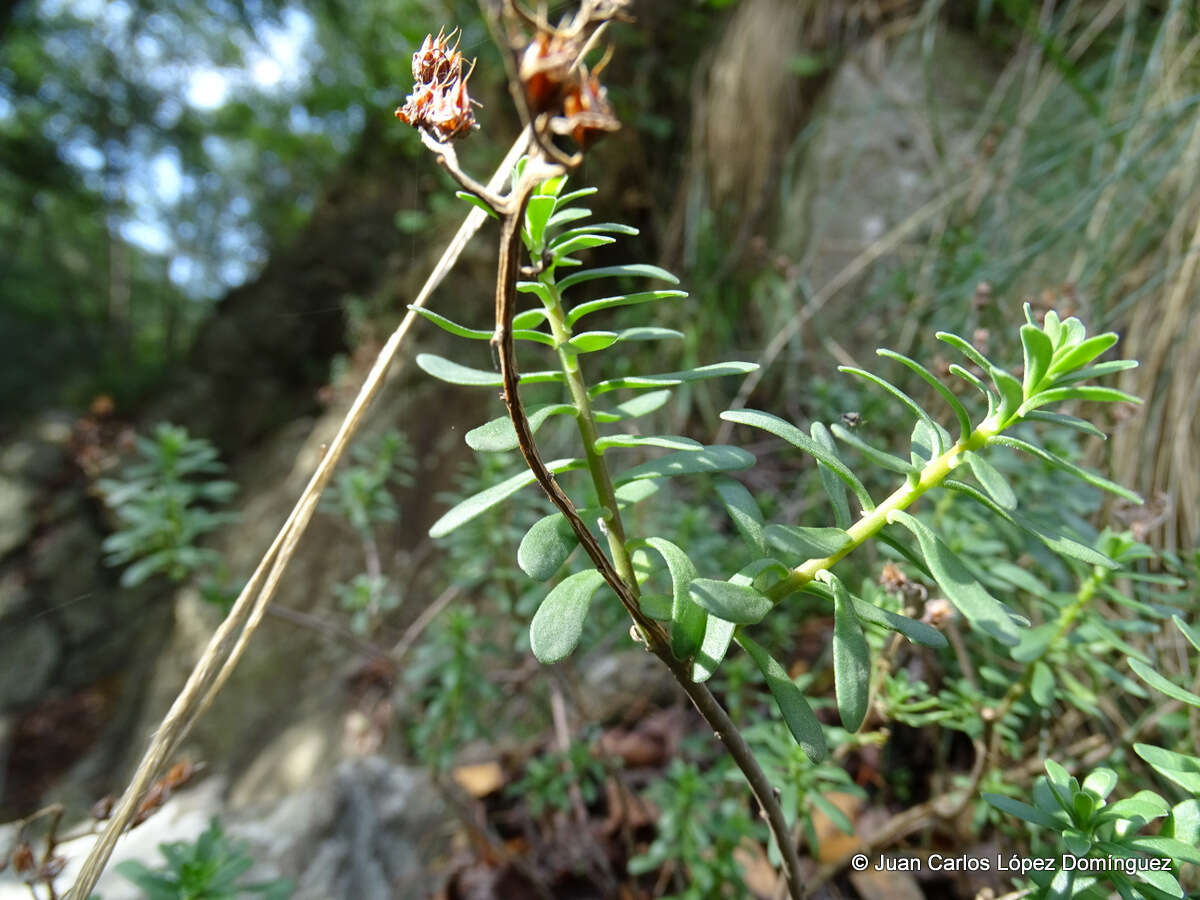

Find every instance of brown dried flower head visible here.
[11,842,35,876]
[395,28,478,142]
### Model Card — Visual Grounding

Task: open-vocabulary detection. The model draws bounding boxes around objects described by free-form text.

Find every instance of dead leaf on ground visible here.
[849,866,925,900]
[733,838,780,898]
[452,761,507,798]
[811,791,866,863]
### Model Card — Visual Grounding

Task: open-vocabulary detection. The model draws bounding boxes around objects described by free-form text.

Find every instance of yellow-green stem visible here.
[540,274,638,591]
[767,422,1002,602]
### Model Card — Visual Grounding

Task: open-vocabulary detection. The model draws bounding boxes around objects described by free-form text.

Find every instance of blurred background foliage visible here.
[2,0,1196,545]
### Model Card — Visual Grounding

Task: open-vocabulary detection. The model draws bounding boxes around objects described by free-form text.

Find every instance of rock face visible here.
[0,758,451,900]
[0,419,172,816]
[775,26,995,334]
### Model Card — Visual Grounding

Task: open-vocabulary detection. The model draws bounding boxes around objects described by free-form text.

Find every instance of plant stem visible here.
[540,279,637,586]
[767,423,1000,602]
[986,565,1105,765]
[538,269,806,898]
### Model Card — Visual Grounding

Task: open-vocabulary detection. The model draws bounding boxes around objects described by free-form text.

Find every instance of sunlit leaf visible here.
[593,434,703,452]
[416,353,563,387]
[811,422,852,529]
[614,445,755,483]
[591,362,758,395]
[566,289,688,326]
[992,436,1141,502]
[828,575,870,731]
[557,263,680,292]
[720,409,874,512]
[465,403,575,452]
[518,513,578,581]
[689,578,772,625]
[530,569,607,663]
[715,478,765,555]
[643,537,706,661]
[430,458,584,538]
[964,450,1017,509]
[765,524,852,562]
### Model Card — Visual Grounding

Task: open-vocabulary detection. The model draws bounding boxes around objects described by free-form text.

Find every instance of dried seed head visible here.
[395,29,479,142]
[11,842,35,876]
[91,795,115,821]
[39,855,67,881]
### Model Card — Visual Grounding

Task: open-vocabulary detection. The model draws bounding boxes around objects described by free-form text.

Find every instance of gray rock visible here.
[237,757,450,900]
[0,477,35,560]
[0,619,58,709]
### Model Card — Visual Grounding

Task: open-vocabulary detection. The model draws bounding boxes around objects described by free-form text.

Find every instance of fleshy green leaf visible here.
[593,434,703,452]
[715,479,766,555]
[1134,744,1200,794]
[1048,332,1119,377]
[737,633,826,761]
[877,349,973,442]
[430,458,584,538]
[523,194,558,250]
[1125,836,1200,867]
[455,191,498,219]
[811,422,852,529]
[638,594,672,619]
[1025,410,1108,439]
[937,330,993,372]
[1019,385,1141,414]
[1096,790,1170,825]
[964,450,1017,510]
[1030,661,1056,707]
[1021,323,1054,396]
[643,537,706,661]
[991,369,1024,420]
[567,331,620,352]
[551,234,616,260]
[1166,798,1200,847]
[416,353,563,388]
[591,362,758,395]
[617,326,684,342]
[543,207,592,230]
[831,423,919,476]
[518,513,578,581]
[1130,659,1200,708]
[1174,616,1200,653]
[1080,769,1118,801]
[693,614,737,684]
[839,366,943,453]
[516,280,554,305]
[466,404,575,452]
[512,307,548,329]
[828,575,870,731]
[721,409,875,512]
[566,290,687,325]
[557,263,680,293]
[614,445,755,484]
[530,569,607,663]
[983,793,1066,830]
[848,596,947,648]
[550,222,638,242]
[944,480,1119,568]
[594,389,674,423]
[765,524,852,562]
[888,510,1025,646]
[992,436,1141,502]
[689,578,772,625]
